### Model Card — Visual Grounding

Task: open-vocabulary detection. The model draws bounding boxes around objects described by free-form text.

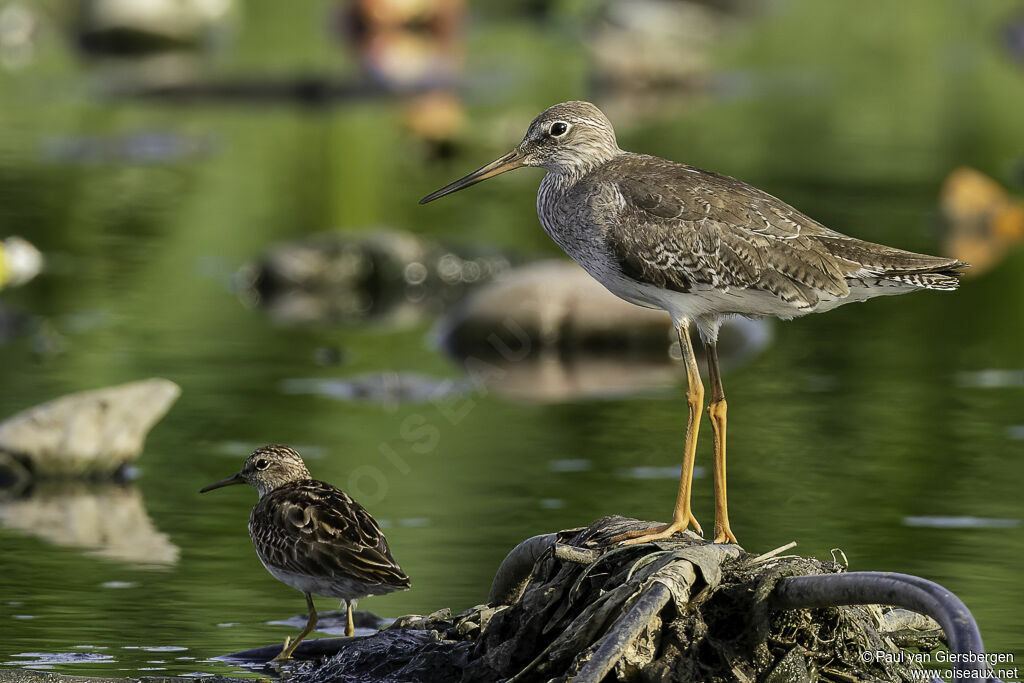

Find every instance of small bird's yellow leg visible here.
[272,593,318,662]
[706,341,738,545]
[345,599,356,637]
[614,319,704,544]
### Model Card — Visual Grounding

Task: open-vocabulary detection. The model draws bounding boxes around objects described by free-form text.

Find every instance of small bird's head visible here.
[199,444,312,498]
[420,101,620,204]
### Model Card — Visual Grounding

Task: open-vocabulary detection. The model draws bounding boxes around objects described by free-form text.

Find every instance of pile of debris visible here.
[273,516,940,682]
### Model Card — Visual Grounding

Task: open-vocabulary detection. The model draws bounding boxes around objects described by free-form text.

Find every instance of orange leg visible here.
[706,341,738,544]
[614,319,704,544]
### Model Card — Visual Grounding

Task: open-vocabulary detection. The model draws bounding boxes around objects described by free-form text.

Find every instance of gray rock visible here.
[0,378,180,477]
[439,260,671,355]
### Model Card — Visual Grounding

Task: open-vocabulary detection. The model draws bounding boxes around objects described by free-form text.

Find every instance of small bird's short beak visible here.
[199,472,244,493]
[419,148,524,204]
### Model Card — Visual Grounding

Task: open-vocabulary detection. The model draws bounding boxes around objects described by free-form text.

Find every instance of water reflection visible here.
[0,482,179,568]
[41,132,218,165]
[902,516,1020,529]
[281,374,470,406]
[4,650,114,669]
[238,230,512,327]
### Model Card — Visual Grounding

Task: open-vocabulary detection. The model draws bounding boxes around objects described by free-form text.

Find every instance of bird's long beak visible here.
[199,471,244,493]
[420,148,524,204]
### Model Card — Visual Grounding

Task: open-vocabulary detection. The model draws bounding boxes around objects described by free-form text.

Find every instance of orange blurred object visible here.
[342,0,466,149]
[345,0,463,88]
[940,166,1024,277]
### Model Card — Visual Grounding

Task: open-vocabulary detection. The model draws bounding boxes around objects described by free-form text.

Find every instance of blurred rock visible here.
[587,0,755,122]
[0,2,40,70]
[0,482,179,567]
[440,261,670,356]
[75,0,235,56]
[75,0,237,90]
[437,260,771,401]
[590,0,721,90]
[238,230,513,326]
[0,236,43,289]
[940,166,1024,277]
[439,260,769,357]
[0,378,180,478]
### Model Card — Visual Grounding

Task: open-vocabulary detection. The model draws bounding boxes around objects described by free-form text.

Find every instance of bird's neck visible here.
[539,167,579,197]
[543,148,621,185]
[255,475,310,499]
[541,155,615,198]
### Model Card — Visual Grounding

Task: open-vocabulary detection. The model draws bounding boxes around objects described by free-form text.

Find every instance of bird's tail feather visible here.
[875,256,969,290]
[882,269,963,290]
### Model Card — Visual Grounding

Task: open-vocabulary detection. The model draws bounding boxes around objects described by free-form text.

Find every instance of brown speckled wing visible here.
[593,155,965,306]
[249,480,410,589]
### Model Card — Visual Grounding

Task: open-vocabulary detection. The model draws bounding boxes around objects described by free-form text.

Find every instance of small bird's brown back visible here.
[250,480,410,589]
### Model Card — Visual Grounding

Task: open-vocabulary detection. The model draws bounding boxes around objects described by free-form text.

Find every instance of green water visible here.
[0,1,1022,678]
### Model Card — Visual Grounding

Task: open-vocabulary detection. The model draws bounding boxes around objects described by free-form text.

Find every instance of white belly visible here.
[260,559,403,601]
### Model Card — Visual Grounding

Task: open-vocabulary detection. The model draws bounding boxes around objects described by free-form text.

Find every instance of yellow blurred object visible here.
[993,204,1024,241]
[940,166,1024,277]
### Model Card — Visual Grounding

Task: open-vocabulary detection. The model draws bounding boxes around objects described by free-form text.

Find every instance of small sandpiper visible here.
[421,100,967,546]
[200,444,410,661]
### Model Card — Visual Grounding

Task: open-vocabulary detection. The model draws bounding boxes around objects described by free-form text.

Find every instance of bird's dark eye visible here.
[549,122,569,137]
[255,459,269,470]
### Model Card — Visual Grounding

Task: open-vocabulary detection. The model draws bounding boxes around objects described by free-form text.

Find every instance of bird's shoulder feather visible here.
[581,154,963,307]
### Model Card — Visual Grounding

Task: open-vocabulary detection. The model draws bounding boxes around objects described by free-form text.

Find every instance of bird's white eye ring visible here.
[549,121,569,137]
[255,458,269,470]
